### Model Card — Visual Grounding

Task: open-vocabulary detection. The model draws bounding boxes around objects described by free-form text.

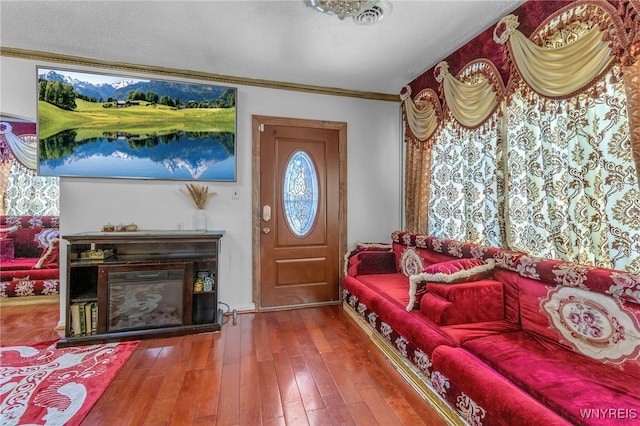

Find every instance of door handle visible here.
[262,205,271,222]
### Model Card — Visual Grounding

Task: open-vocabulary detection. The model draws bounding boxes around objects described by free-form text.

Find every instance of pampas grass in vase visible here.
[184,184,216,230]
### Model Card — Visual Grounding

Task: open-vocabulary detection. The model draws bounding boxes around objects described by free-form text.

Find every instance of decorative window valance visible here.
[434,59,505,129]
[494,2,629,100]
[400,86,441,145]
[0,122,37,170]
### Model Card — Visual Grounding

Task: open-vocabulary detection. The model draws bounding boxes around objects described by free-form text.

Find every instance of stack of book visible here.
[70,301,98,336]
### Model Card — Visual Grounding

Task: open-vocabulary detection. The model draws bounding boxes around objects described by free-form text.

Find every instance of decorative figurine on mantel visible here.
[184,183,216,231]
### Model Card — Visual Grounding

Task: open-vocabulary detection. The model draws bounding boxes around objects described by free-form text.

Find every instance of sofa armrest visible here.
[347,251,397,276]
[420,279,505,325]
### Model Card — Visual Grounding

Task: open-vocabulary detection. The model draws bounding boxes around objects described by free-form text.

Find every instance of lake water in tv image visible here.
[38,130,235,180]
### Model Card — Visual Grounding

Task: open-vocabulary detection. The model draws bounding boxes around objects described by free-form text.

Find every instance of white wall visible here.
[0,55,402,323]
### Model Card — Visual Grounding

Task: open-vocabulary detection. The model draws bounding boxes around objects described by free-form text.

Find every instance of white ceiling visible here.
[0,0,524,97]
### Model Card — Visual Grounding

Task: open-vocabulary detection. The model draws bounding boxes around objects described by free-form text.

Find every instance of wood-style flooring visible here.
[0,298,446,426]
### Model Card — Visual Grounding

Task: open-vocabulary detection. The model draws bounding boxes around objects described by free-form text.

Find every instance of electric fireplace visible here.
[107,268,184,332]
[60,231,223,347]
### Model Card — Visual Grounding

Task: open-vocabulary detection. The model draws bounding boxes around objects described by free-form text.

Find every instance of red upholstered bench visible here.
[343,231,640,425]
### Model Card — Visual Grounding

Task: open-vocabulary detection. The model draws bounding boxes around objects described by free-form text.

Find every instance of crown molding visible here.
[1,46,399,103]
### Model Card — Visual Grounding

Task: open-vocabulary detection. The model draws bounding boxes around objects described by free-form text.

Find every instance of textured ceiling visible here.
[0,0,524,97]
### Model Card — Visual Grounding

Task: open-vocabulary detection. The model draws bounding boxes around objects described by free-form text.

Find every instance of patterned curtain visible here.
[505,67,639,271]
[622,51,640,185]
[4,159,60,216]
[0,121,59,216]
[404,140,431,234]
[428,115,505,247]
[402,87,441,233]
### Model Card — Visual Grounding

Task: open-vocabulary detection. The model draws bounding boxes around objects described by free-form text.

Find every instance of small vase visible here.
[193,209,207,231]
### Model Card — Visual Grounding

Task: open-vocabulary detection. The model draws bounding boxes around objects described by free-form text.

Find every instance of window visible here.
[283,150,319,237]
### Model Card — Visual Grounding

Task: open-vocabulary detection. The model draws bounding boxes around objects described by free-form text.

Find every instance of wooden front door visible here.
[253,116,346,309]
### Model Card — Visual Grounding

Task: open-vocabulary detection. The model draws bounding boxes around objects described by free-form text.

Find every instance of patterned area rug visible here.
[0,339,139,425]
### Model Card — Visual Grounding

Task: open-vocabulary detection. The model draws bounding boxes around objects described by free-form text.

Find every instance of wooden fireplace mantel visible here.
[58,230,225,347]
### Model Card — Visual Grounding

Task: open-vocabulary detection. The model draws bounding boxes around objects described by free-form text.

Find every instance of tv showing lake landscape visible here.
[36,67,236,181]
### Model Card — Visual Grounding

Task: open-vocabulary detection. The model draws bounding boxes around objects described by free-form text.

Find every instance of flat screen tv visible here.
[36,66,236,181]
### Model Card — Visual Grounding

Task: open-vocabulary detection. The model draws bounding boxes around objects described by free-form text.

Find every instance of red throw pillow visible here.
[34,229,60,269]
[406,258,495,311]
[398,247,425,277]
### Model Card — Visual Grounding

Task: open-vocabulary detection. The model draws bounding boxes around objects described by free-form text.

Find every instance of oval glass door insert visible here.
[283,150,319,237]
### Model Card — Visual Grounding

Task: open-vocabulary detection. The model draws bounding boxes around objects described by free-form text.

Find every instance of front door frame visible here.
[252,115,347,310]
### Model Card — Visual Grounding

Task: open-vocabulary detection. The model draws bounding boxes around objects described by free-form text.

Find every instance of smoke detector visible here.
[352,1,392,25]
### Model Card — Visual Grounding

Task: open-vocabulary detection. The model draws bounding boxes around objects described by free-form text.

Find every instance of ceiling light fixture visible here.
[304,0,379,20]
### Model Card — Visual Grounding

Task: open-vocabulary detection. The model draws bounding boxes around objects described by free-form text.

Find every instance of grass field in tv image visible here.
[37,67,236,181]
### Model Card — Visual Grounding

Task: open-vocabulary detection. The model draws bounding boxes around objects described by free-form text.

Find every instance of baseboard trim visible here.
[342,302,465,426]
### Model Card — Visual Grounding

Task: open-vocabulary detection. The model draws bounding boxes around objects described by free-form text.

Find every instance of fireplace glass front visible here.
[108,268,184,332]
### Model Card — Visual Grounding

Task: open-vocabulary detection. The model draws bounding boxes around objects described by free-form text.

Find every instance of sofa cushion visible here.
[495,268,521,324]
[463,331,640,424]
[541,285,640,365]
[34,237,59,269]
[397,246,424,276]
[34,228,58,249]
[423,258,495,282]
[442,320,522,346]
[392,241,454,274]
[431,345,571,426]
[517,276,569,348]
[0,267,59,281]
[33,229,60,269]
[1,216,59,259]
[0,258,40,271]
[516,255,640,306]
[7,227,42,258]
[419,279,505,325]
[355,273,411,307]
[0,238,14,261]
[343,275,454,357]
[407,258,495,311]
[348,250,396,276]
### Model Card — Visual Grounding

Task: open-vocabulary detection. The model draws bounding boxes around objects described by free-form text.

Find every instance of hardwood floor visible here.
[0,299,446,426]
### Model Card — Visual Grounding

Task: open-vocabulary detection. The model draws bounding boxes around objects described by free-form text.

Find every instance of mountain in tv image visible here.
[39,70,227,103]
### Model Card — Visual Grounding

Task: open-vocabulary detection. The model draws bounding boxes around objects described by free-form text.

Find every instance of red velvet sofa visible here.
[0,215,60,298]
[343,231,640,426]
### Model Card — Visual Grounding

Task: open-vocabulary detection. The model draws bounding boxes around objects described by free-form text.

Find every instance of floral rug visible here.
[0,339,139,425]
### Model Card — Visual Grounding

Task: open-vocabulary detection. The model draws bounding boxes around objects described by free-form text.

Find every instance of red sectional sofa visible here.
[0,215,60,297]
[343,231,640,426]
